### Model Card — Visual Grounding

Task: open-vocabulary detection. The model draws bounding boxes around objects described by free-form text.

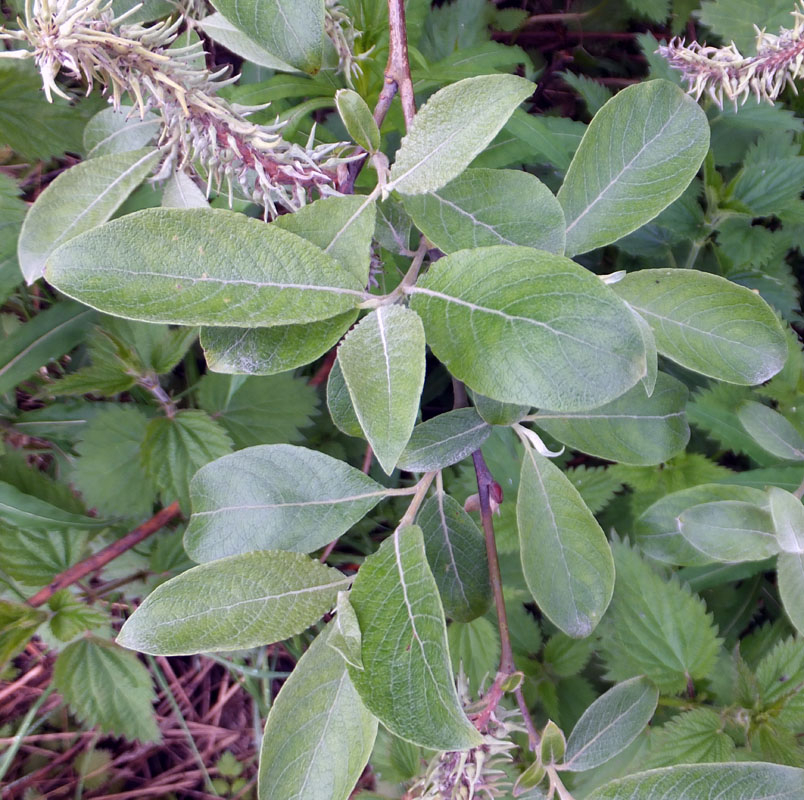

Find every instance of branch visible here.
[27,501,182,607]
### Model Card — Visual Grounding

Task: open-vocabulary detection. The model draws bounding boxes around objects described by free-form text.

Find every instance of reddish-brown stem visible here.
[26,501,181,607]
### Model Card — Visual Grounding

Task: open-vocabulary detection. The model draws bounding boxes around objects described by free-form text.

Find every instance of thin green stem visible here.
[0,685,56,784]
[398,470,437,528]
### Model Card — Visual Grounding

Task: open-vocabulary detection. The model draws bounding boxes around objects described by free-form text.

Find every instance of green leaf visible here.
[347,525,482,750]
[447,616,500,695]
[83,106,160,159]
[397,409,491,473]
[696,0,795,51]
[402,168,565,255]
[140,410,233,511]
[53,637,160,742]
[210,0,323,72]
[560,71,613,115]
[755,637,804,706]
[336,89,381,153]
[47,590,108,642]
[327,358,364,438]
[558,80,709,256]
[328,591,363,670]
[46,208,365,327]
[0,601,47,668]
[0,528,88,587]
[409,246,645,412]
[417,491,490,623]
[737,402,804,461]
[778,553,804,637]
[613,269,787,385]
[543,632,593,678]
[0,481,109,532]
[517,448,614,638]
[197,372,318,449]
[388,74,534,195]
[644,708,736,768]
[337,306,426,475]
[599,541,720,694]
[74,405,157,519]
[563,677,659,772]
[258,627,377,800]
[587,763,804,800]
[201,312,357,376]
[532,373,689,466]
[470,390,529,426]
[678,501,780,562]
[184,445,387,561]
[118,550,348,654]
[567,466,624,514]
[770,488,804,555]
[161,171,209,208]
[0,302,95,396]
[18,149,160,284]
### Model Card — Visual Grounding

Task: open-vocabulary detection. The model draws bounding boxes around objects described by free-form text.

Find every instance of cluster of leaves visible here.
[3,0,804,799]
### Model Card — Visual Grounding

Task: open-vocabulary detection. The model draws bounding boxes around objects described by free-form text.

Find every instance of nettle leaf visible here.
[387,74,534,195]
[162,171,209,208]
[470,390,530,426]
[118,551,348,654]
[397,408,491,473]
[327,359,364,438]
[409,246,645,412]
[258,626,377,800]
[140,410,233,511]
[417,491,490,623]
[587,763,804,800]
[347,525,482,750]
[599,541,720,694]
[558,80,709,256]
[563,676,659,772]
[678,501,780,563]
[402,168,565,255]
[201,312,357,376]
[18,149,160,284]
[185,445,388,561]
[448,616,500,695]
[337,306,426,475]
[46,590,108,642]
[83,106,160,158]
[644,708,736,768]
[517,448,614,638]
[0,528,88,587]
[210,0,322,72]
[697,0,795,53]
[737,402,804,461]
[635,484,770,566]
[532,373,689,466]
[46,208,365,327]
[336,89,381,153]
[613,269,787,386]
[197,372,318,449]
[53,637,160,742]
[74,405,157,519]
[0,601,47,668]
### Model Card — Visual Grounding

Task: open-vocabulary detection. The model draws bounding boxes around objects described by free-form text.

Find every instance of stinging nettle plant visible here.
[4,0,804,797]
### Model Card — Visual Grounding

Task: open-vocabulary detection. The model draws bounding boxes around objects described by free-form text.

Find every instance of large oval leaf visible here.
[184,445,388,561]
[531,373,689,466]
[117,550,349,655]
[517,448,614,638]
[46,208,365,328]
[18,148,160,284]
[558,80,709,256]
[409,246,645,412]
[258,627,377,800]
[347,525,482,751]
[388,75,534,195]
[737,401,804,461]
[613,269,786,385]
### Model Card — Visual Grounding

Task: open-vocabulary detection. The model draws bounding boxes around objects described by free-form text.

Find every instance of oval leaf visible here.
[185,444,388,561]
[83,106,160,158]
[410,246,645,412]
[46,208,365,327]
[769,487,804,554]
[778,552,804,637]
[470,390,530,426]
[517,448,615,637]
[388,74,534,195]
[558,80,709,256]
[336,89,381,153]
[117,550,349,655]
[613,269,787,385]
[162,171,209,209]
[327,359,364,438]
[258,627,377,800]
[737,401,804,461]
[347,525,483,750]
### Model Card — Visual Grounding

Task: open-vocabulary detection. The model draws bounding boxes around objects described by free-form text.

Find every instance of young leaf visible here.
[347,525,483,750]
[184,445,388,561]
[0,601,47,668]
[737,401,804,460]
[612,269,787,386]
[517,448,614,638]
[53,637,160,742]
[397,408,491,473]
[402,168,565,255]
[117,551,349,654]
[18,148,160,283]
[47,590,108,642]
[388,74,534,195]
[46,208,365,328]
[531,373,689,466]
[335,89,381,153]
[337,306,426,475]
[417,491,491,622]
[563,677,659,772]
[409,246,645,412]
[258,627,378,800]
[557,80,709,256]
